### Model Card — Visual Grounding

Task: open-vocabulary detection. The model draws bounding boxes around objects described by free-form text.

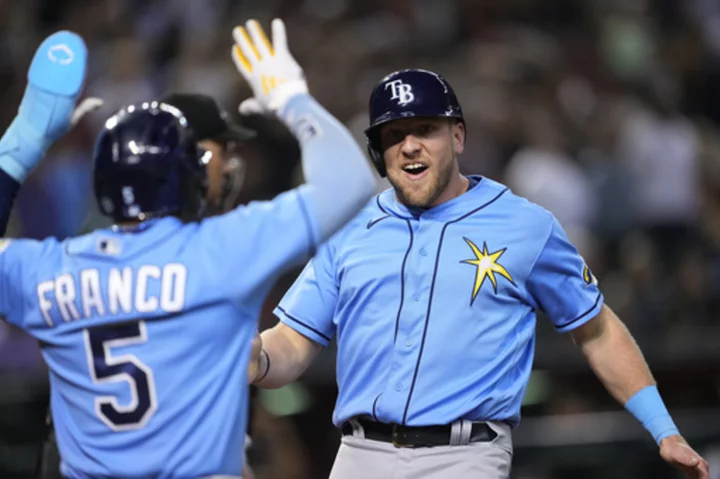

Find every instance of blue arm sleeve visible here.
[527,218,604,332]
[273,242,338,347]
[0,169,21,236]
[276,94,376,244]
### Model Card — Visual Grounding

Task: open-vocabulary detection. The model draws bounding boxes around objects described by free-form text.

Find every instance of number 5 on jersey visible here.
[84,321,157,431]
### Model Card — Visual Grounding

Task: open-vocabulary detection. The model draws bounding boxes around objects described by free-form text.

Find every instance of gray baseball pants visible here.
[328,420,513,479]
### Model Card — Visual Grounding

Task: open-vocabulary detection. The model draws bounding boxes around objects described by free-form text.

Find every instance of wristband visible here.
[254,349,270,383]
[625,385,679,444]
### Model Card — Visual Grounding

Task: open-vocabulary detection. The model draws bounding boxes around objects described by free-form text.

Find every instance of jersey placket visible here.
[377,213,441,425]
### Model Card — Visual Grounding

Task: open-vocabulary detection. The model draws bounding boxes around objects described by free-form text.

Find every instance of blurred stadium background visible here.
[1,0,720,477]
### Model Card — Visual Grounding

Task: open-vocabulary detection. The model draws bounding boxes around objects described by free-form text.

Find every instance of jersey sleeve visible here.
[526,217,603,333]
[273,241,338,347]
[0,238,46,329]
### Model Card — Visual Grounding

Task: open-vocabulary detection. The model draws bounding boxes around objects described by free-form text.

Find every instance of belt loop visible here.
[349,418,365,438]
[459,419,472,445]
[450,420,462,445]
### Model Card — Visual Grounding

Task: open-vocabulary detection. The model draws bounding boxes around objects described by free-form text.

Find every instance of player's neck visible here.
[428,172,469,208]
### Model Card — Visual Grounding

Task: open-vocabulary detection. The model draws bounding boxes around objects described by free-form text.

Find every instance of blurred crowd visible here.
[1,0,720,477]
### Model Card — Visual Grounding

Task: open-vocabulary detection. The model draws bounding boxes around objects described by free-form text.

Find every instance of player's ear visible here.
[451,120,465,155]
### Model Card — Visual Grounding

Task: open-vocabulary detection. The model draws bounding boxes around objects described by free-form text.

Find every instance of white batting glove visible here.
[231,19,308,114]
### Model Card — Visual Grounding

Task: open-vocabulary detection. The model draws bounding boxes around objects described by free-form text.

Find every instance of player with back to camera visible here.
[249,69,710,479]
[34,90,262,479]
[35,38,308,479]
[0,19,376,479]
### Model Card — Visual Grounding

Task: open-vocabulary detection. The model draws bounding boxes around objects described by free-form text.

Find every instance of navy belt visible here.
[341,417,497,448]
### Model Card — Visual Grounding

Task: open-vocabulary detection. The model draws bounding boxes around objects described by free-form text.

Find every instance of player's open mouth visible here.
[402,162,429,179]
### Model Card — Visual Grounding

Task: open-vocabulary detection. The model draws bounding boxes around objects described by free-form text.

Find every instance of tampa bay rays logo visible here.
[47,43,74,65]
[460,237,515,305]
[385,79,415,106]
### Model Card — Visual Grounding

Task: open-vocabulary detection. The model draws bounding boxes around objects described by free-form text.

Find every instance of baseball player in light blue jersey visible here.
[0,21,376,479]
[250,69,710,478]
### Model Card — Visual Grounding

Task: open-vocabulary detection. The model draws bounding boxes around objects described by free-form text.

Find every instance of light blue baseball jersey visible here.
[0,190,316,478]
[275,176,604,428]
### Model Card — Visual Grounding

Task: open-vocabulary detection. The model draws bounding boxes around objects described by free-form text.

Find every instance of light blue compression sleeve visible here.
[276,93,376,244]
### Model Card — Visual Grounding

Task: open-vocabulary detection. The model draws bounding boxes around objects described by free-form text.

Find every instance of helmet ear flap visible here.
[366,142,386,178]
[365,129,386,177]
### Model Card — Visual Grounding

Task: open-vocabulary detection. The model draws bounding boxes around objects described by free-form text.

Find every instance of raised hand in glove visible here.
[231,19,308,115]
[0,31,102,182]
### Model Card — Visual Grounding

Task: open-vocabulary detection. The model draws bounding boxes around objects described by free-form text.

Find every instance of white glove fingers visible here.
[246,19,273,57]
[229,16,306,113]
[271,18,288,54]
[231,45,253,79]
[233,26,261,65]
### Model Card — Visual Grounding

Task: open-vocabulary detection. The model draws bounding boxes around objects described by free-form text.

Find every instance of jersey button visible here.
[413,294,420,302]
[405,339,413,348]
[395,383,403,392]
[419,248,427,256]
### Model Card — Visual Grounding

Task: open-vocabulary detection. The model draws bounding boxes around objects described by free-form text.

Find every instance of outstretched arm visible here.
[250,323,322,388]
[527,216,709,479]
[570,305,655,406]
[571,306,710,479]
[231,18,376,244]
[0,31,99,236]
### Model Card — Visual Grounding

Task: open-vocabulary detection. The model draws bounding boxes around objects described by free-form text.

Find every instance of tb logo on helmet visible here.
[385,79,414,106]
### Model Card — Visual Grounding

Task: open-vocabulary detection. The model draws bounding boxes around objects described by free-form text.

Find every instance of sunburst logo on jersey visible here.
[460,237,515,305]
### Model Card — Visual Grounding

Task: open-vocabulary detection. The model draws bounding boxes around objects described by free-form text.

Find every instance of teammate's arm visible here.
[527,217,709,479]
[0,31,94,322]
[0,31,94,237]
[570,306,657,414]
[210,19,375,290]
[232,18,376,244]
[251,323,322,388]
[571,307,709,477]
[251,239,339,388]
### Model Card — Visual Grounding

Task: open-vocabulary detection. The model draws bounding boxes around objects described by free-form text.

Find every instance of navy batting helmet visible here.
[364,69,464,177]
[93,101,209,222]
